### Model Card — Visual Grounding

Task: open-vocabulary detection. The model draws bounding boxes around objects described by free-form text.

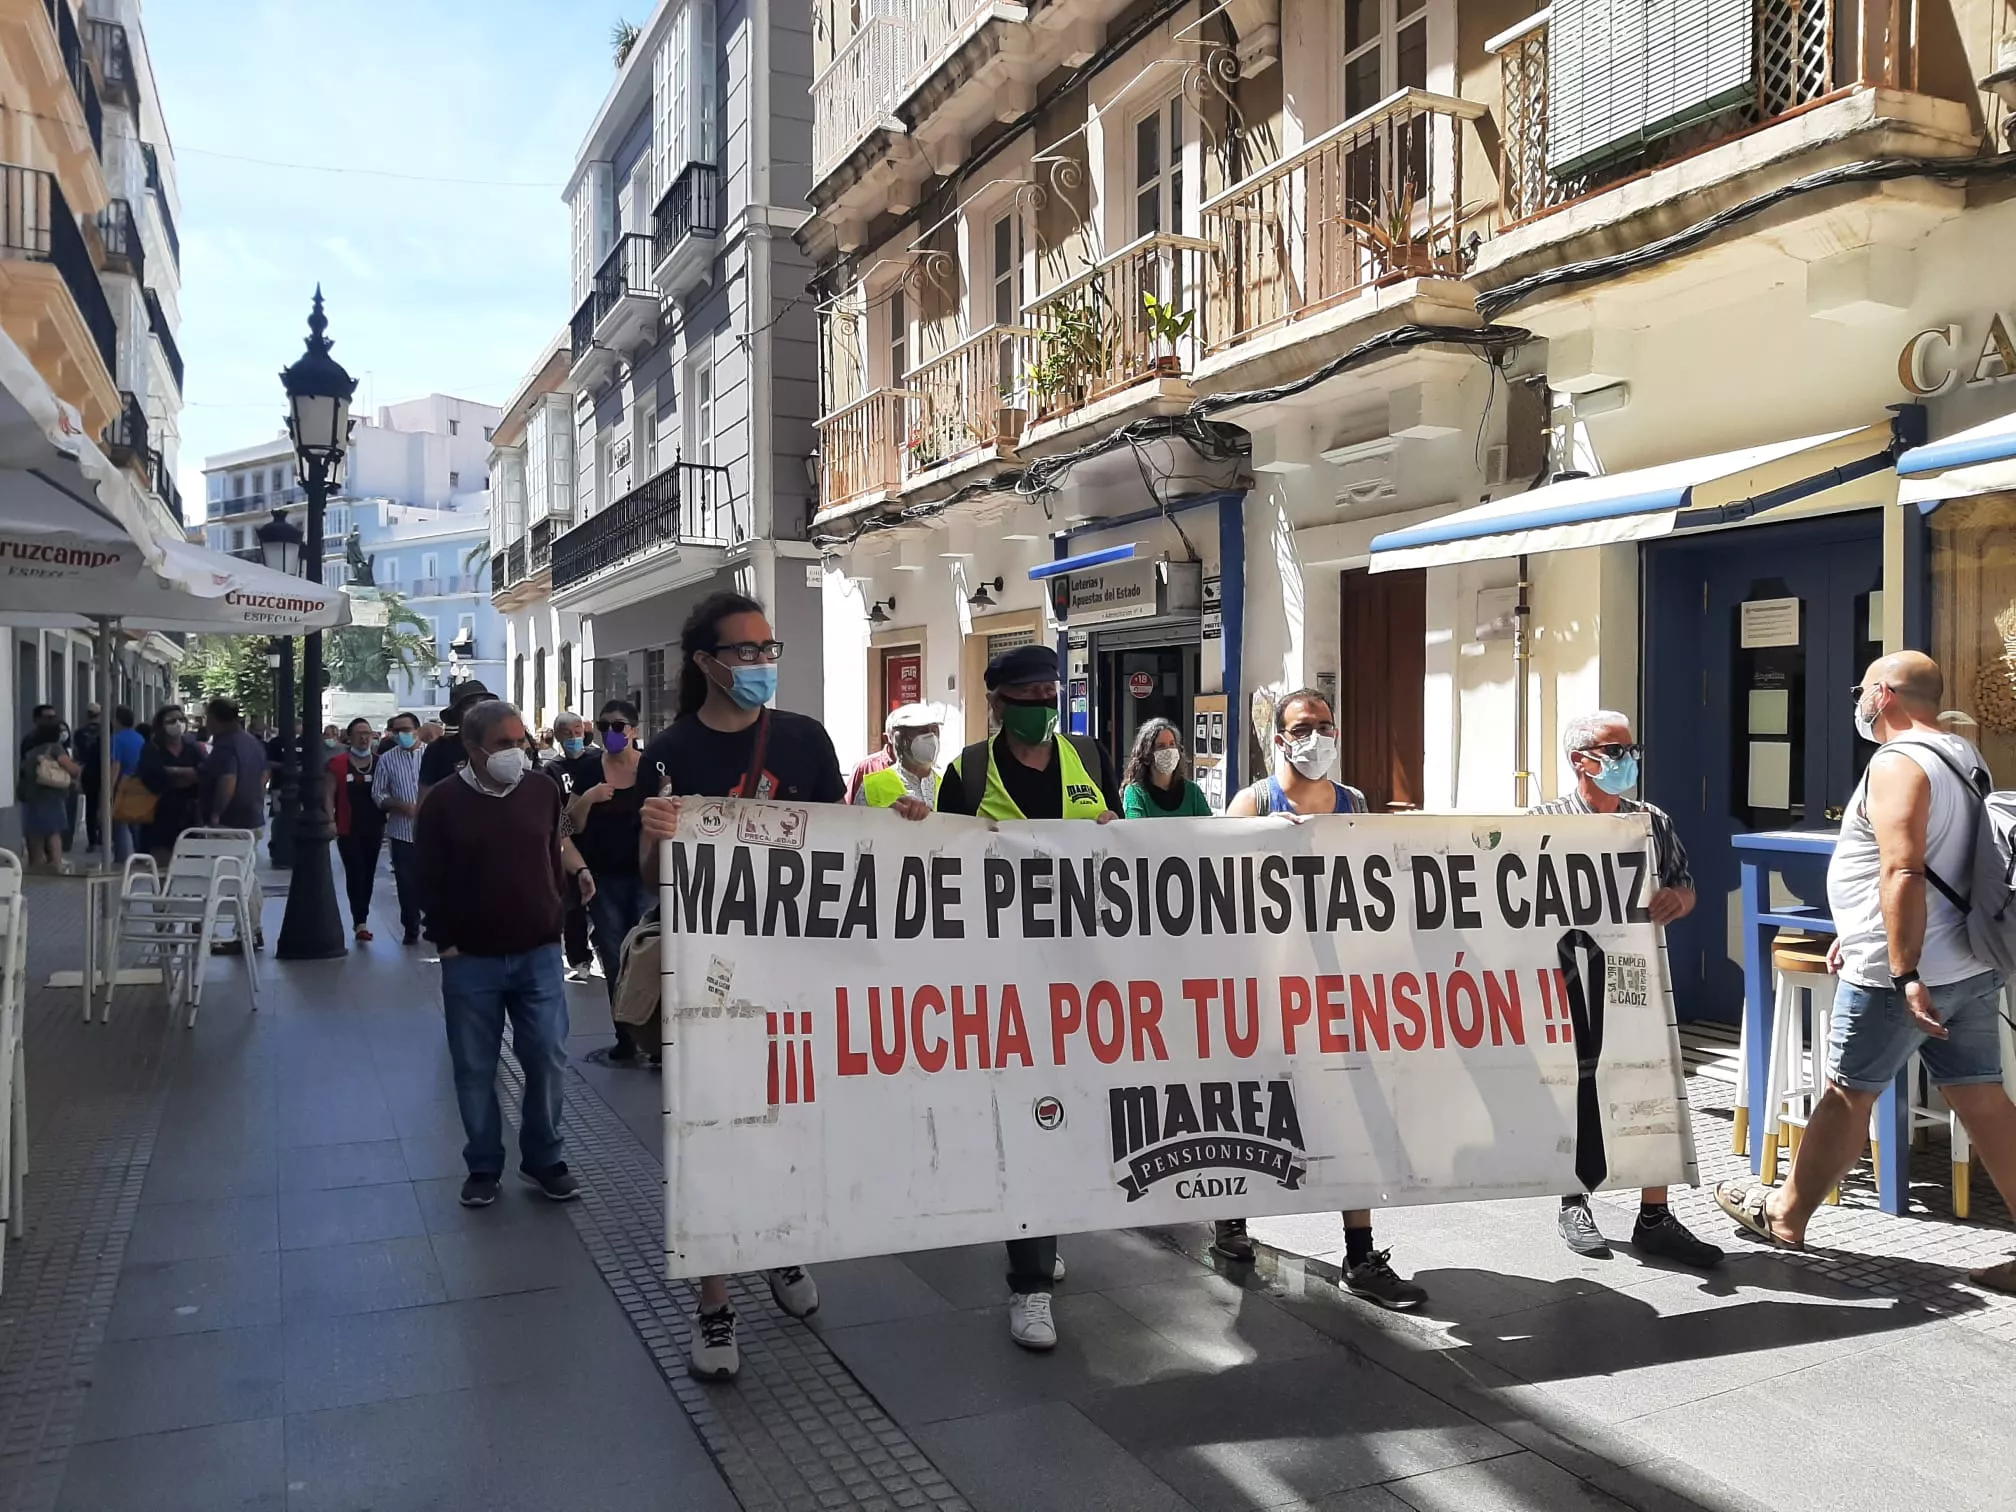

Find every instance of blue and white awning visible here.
[1896,408,2016,511]
[1368,424,1896,573]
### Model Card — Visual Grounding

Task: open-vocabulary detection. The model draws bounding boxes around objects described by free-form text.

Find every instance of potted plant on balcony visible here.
[1140,290,1194,377]
[1342,177,1451,284]
[903,419,944,474]
[1028,301,1111,422]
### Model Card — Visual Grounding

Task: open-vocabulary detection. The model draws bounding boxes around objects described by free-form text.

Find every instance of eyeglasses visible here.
[712,640,784,665]
[1282,720,1338,740]
[1849,683,1892,703]
[1576,742,1642,762]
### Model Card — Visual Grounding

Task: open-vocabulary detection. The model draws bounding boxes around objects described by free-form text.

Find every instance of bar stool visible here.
[1931,988,2016,1218]
[1760,933,1834,1184]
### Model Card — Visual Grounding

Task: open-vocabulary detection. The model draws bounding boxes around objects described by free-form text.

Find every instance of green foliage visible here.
[325,590,440,694]
[612,18,640,65]
[1028,297,1114,411]
[1140,290,1194,351]
[178,633,298,727]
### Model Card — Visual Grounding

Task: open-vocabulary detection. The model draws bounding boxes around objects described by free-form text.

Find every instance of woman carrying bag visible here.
[330,717,387,941]
[138,705,206,861]
[16,711,81,868]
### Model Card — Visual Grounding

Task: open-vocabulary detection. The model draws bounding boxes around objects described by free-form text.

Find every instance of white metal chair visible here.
[107,829,262,1027]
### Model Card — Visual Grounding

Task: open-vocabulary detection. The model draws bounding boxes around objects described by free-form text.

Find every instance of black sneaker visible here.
[1343,1249,1428,1310]
[403,929,421,947]
[609,1027,639,1064]
[460,1172,501,1207]
[1633,1208,1724,1268]
[519,1163,580,1201]
[1211,1218,1256,1263]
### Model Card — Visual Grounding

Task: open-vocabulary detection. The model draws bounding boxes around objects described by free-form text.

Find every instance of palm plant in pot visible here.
[1140,290,1194,377]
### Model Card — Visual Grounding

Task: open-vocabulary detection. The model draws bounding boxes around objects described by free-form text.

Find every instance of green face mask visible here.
[999,699,1058,745]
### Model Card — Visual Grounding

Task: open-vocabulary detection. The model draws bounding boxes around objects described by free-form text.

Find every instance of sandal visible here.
[1713,1179,1802,1250]
[1968,1258,2016,1295]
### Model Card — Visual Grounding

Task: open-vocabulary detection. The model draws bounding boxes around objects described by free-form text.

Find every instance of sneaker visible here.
[767,1265,819,1318]
[689,1306,740,1379]
[1558,1198,1612,1257]
[565,962,592,983]
[1008,1291,1057,1350]
[459,1172,500,1207]
[518,1163,580,1201]
[1343,1249,1428,1311]
[1632,1209,1724,1268]
[1051,1252,1067,1284]
[403,929,421,947]
[1211,1218,1256,1264]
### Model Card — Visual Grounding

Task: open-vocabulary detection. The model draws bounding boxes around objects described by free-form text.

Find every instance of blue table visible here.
[1734,828,1911,1215]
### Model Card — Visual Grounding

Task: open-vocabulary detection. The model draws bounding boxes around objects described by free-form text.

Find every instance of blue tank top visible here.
[1254,776,1366,815]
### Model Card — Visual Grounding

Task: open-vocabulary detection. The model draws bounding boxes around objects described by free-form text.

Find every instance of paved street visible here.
[3,871,2014,1512]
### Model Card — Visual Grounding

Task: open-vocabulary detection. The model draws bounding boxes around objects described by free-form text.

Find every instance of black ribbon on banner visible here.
[1557,928,1609,1193]
[1115,1136,1306,1202]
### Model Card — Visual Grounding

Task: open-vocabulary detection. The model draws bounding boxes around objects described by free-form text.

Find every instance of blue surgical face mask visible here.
[726,665,777,711]
[562,736,585,757]
[395,730,417,750]
[1591,751,1639,796]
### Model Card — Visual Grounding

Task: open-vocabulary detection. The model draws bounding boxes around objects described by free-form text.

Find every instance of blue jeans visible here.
[1830,969,2008,1092]
[585,872,652,1004]
[440,945,570,1176]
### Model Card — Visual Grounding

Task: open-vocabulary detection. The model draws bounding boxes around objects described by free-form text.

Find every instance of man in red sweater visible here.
[416,699,594,1207]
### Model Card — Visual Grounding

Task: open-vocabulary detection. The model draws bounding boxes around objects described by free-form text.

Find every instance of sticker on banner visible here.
[737,804,807,850]
[1033,1095,1065,1131]
[695,802,729,838]
[704,955,734,1003]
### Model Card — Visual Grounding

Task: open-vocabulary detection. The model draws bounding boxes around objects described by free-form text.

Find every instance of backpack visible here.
[957,732,1108,814]
[610,909,663,1030]
[1895,739,2016,976]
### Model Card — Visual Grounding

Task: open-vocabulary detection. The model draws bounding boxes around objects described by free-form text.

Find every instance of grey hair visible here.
[551,709,585,734]
[460,699,522,751]
[1562,710,1632,760]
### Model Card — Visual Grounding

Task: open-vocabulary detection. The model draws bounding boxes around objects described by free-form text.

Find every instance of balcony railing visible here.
[529,519,553,572]
[0,165,116,378]
[653,161,722,265]
[1203,89,1483,352]
[813,15,914,181]
[84,18,135,110]
[552,462,740,591]
[490,552,507,595]
[569,291,597,369]
[595,233,654,312]
[1493,0,1918,226]
[140,143,179,268]
[506,537,528,585]
[50,0,103,156]
[408,575,477,598]
[98,197,142,280]
[103,390,146,465]
[1022,232,1213,416]
[144,286,183,392]
[904,324,1035,471]
[816,388,915,511]
[146,449,180,522]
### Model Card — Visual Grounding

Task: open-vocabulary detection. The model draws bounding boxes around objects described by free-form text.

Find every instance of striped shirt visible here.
[1530,790,1692,890]
[371,745,424,843]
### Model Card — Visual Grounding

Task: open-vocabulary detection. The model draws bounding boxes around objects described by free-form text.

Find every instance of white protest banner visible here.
[660,803,1693,1279]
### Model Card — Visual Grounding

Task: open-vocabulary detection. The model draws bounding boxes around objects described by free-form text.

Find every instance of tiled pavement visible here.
[6,867,2016,1511]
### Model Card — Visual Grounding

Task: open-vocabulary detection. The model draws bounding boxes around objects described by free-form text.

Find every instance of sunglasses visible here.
[1577,742,1642,762]
[1849,683,1892,703]
[712,640,784,665]
[596,720,631,733]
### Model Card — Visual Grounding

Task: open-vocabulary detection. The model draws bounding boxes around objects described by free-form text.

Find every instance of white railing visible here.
[905,324,1036,471]
[815,388,917,513]
[1022,232,1214,419]
[813,16,915,182]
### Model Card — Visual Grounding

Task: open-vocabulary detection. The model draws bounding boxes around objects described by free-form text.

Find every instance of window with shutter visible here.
[1547,0,1752,177]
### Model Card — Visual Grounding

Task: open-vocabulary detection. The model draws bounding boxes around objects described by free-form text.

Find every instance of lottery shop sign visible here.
[658,804,1693,1278]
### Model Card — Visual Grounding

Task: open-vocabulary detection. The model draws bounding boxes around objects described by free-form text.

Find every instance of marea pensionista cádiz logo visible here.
[1108,1078,1308,1202]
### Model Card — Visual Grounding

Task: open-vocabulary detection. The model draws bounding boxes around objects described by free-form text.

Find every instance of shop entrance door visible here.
[1642,513,1882,1023]
[1097,644,1197,780]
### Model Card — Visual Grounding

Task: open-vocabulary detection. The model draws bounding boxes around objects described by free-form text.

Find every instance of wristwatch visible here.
[1892,968,1922,990]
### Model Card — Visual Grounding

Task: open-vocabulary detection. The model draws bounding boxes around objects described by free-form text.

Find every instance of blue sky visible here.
[150,1,623,499]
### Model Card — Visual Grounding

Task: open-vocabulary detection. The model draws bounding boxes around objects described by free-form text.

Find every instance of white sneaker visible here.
[1051,1252,1067,1283]
[689,1306,739,1379]
[565,963,592,983]
[1009,1291,1057,1351]
[767,1265,819,1318]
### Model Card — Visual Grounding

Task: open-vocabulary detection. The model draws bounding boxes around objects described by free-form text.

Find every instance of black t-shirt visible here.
[567,752,650,877]
[419,730,465,787]
[544,751,602,798]
[639,710,844,805]
[938,735,1122,820]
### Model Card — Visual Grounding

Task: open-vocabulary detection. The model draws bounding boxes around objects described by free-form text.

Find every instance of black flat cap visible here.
[985,643,1059,690]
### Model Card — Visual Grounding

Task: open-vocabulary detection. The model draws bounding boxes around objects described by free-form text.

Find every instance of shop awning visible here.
[1368,423,1896,573]
[1896,408,2016,511]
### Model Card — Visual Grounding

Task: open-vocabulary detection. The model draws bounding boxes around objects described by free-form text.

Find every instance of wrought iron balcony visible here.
[84,18,136,110]
[1021,232,1214,418]
[144,286,182,392]
[551,461,739,592]
[568,290,597,371]
[146,450,180,522]
[490,552,507,596]
[529,519,553,572]
[140,143,179,269]
[815,388,915,514]
[1202,89,1484,352]
[652,161,721,297]
[0,164,116,378]
[571,234,657,378]
[506,536,527,585]
[98,197,142,280]
[49,0,103,156]
[1492,0,1918,226]
[103,390,147,466]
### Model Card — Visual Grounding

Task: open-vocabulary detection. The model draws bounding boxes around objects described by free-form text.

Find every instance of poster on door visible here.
[658,803,1695,1277]
[884,653,921,713]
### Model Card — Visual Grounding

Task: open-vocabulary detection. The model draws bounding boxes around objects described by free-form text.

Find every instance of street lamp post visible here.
[256,509,303,870]
[274,289,358,962]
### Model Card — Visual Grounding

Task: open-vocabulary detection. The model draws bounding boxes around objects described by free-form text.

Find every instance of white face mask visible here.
[1283,732,1337,781]
[905,732,939,768]
[484,747,530,789]
[1854,688,1884,746]
[1152,746,1182,777]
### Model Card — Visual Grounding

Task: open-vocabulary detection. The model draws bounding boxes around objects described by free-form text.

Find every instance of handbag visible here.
[29,748,72,792]
[113,775,157,825]
[610,713,773,1037]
